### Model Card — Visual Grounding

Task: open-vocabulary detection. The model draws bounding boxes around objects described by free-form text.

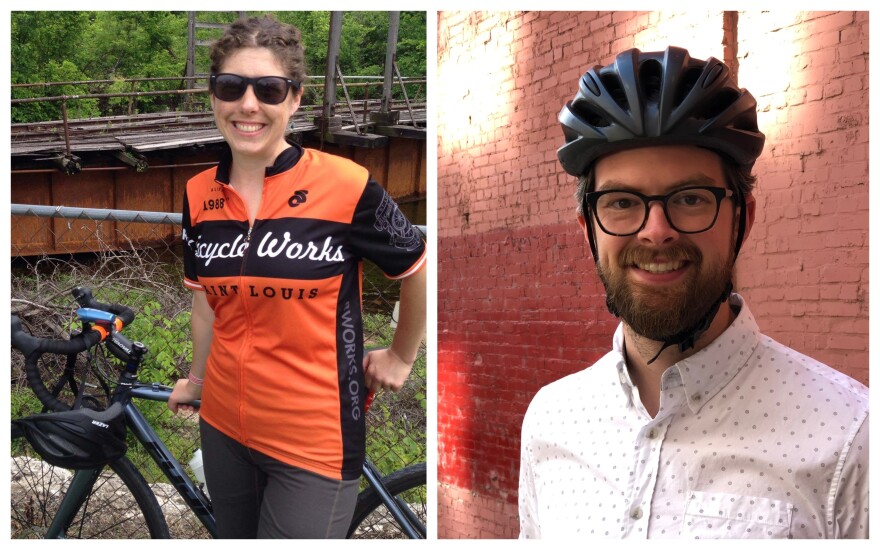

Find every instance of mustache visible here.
[617,243,702,267]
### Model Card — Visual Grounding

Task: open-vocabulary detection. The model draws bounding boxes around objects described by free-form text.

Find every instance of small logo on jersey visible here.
[288,190,309,207]
[203,197,225,211]
[374,194,421,251]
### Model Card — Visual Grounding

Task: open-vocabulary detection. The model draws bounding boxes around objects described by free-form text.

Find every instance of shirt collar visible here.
[214,142,303,185]
[611,293,761,414]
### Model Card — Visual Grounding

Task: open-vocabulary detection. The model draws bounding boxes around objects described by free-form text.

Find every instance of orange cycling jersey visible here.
[182,145,426,480]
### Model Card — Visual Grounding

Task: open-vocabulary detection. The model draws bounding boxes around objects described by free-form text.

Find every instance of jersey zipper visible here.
[220,177,264,445]
[238,220,254,443]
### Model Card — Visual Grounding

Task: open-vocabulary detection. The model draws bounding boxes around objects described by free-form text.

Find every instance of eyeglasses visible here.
[584,186,735,236]
[210,73,300,105]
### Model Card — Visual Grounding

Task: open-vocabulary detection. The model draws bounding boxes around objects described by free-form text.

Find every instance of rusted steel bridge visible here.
[11,12,427,256]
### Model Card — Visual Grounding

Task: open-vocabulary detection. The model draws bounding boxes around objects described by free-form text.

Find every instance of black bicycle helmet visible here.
[13,403,127,469]
[558,45,765,176]
[559,46,766,364]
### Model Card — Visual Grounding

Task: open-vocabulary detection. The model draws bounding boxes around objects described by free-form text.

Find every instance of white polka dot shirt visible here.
[518,294,868,539]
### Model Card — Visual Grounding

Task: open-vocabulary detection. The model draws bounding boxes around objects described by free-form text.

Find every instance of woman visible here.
[167,15,426,538]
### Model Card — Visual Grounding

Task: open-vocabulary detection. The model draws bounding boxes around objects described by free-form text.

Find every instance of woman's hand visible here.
[167,378,202,414]
[363,265,426,394]
[363,348,414,393]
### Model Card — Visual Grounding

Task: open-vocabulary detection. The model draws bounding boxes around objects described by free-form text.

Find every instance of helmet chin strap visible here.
[644,280,732,365]
[587,190,747,366]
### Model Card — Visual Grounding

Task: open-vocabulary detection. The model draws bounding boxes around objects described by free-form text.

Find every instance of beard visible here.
[597,242,734,342]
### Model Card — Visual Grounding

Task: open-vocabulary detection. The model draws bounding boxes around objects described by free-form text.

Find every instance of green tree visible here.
[12,11,426,123]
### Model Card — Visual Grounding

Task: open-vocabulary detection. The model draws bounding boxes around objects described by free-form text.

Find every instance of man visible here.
[518,46,868,539]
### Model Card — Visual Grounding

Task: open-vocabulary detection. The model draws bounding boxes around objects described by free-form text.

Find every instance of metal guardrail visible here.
[11,204,183,225]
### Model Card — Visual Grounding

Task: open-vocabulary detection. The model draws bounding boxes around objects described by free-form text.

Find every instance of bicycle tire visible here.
[11,428,170,539]
[347,462,426,539]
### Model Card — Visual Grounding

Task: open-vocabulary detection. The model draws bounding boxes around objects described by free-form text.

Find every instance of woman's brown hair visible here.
[210,15,307,86]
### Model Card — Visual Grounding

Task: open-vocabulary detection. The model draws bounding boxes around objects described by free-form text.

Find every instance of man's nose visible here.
[637,202,679,245]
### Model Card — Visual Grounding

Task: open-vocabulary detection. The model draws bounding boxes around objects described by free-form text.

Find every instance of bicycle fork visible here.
[44,468,102,538]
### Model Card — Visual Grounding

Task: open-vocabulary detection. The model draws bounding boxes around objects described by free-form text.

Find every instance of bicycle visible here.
[10,287,426,539]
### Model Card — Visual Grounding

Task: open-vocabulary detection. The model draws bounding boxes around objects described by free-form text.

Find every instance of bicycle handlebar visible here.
[10,287,136,412]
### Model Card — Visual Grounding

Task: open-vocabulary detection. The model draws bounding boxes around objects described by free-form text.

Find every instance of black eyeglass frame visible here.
[584,185,736,237]
[209,73,301,105]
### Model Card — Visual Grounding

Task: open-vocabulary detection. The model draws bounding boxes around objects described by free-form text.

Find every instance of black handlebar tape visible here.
[12,315,103,412]
[11,315,102,357]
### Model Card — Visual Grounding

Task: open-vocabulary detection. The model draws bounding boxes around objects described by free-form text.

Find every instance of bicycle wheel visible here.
[11,427,170,539]
[347,463,426,539]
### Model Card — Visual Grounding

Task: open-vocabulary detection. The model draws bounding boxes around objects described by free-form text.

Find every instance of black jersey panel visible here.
[335,267,368,480]
[182,191,199,283]
[187,219,251,279]
[349,180,426,277]
[245,217,354,280]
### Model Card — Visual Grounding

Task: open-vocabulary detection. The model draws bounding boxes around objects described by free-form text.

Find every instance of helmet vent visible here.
[700,88,739,120]
[600,74,629,112]
[572,99,611,128]
[638,59,663,104]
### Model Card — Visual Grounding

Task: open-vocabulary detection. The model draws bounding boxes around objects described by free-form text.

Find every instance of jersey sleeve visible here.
[349,179,426,279]
[181,190,203,291]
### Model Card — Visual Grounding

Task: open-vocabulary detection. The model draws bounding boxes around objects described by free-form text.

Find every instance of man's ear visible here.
[577,213,590,242]
[741,193,757,243]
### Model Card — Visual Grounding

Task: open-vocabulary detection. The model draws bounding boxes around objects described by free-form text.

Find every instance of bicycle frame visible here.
[127,384,217,536]
[360,459,425,539]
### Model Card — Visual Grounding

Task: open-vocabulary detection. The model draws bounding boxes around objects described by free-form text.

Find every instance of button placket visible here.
[622,420,665,538]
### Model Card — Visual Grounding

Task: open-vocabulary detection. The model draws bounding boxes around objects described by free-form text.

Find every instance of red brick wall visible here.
[437,11,868,539]
[735,11,869,382]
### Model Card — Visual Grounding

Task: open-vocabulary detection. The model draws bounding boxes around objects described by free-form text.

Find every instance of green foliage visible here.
[11,11,91,79]
[78,288,193,384]
[362,312,427,475]
[10,387,42,419]
[12,11,426,123]
[125,301,193,383]
[11,383,45,456]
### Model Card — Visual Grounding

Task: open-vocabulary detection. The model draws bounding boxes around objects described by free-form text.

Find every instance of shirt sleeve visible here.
[518,402,541,539]
[181,189,203,291]
[833,411,868,538]
[349,179,426,279]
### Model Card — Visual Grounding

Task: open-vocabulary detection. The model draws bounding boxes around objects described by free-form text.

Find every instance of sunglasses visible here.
[210,73,300,105]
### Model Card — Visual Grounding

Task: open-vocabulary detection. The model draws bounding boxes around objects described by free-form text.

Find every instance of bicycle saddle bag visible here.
[13,402,128,469]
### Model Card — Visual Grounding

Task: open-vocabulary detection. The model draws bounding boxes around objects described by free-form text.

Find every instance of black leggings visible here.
[199,419,360,538]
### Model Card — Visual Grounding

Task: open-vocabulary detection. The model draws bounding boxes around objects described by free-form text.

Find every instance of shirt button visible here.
[647,429,657,439]
[630,507,643,520]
